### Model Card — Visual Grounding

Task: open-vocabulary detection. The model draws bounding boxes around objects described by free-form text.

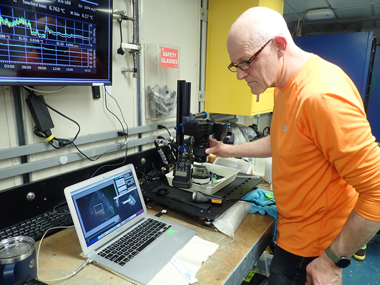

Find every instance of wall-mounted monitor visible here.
[0,0,112,86]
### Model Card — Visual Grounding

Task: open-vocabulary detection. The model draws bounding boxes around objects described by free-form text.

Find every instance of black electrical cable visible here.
[33,126,60,149]
[71,142,126,162]
[90,87,130,177]
[91,144,128,178]
[104,87,129,137]
[49,87,129,162]
[25,88,129,166]
[157,124,172,138]
[25,90,81,148]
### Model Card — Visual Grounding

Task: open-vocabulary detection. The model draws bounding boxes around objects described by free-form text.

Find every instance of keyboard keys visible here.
[0,204,73,242]
[98,218,170,266]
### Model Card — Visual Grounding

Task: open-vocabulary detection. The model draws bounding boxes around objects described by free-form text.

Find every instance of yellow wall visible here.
[205,0,284,116]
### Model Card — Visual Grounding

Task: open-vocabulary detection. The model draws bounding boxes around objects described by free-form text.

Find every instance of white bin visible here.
[166,163,238,195]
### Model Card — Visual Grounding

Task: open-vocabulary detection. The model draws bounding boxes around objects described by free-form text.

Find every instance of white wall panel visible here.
[0,0,202,189]
[140,0,201,126]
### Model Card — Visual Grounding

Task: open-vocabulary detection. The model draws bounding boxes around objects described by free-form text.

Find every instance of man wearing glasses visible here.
[205,6,380,285]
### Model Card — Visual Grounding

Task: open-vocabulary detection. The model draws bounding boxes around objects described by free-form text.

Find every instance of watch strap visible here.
[325,246,340,264]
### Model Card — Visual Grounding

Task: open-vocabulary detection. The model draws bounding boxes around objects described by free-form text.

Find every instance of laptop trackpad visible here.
[122,236,187,283]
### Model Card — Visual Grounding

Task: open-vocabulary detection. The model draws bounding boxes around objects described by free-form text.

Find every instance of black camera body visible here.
[183,119,220,162]
[183,119,230,162]
[172,151,193,189]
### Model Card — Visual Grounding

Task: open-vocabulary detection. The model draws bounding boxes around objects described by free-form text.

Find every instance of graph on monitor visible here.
[1,11,93,67]
[0,0,112,85]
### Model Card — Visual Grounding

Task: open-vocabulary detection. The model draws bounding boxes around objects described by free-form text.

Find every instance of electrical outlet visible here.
[264,157,272,184]
[251,158,266,176]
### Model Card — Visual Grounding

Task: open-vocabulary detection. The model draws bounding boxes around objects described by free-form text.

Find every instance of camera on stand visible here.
[169,79,235,191]
[171,118,229,189]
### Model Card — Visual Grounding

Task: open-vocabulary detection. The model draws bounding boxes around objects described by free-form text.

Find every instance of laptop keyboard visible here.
[98,218,171,266]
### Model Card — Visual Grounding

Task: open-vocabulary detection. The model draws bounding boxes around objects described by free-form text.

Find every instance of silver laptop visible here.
[64,164,197,284]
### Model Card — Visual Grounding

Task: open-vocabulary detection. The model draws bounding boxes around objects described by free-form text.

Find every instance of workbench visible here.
[36,198,274,285]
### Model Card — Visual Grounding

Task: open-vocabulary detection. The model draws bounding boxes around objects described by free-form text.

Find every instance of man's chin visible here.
[247,82,265,95]
[250,86,266,96]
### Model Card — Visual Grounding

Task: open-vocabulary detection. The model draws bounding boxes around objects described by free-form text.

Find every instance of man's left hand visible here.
[305,253,342,285]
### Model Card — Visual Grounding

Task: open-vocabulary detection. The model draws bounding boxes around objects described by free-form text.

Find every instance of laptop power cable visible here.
[74,258,93,275]
[36,226,93,283]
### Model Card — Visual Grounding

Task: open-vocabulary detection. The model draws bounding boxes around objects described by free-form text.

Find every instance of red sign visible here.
[161,47,178,68]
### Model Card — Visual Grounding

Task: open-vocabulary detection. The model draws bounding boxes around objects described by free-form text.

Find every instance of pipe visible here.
[131,0,138,78]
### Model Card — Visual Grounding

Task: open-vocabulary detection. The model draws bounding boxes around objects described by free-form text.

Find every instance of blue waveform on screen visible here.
[0,16,90,41]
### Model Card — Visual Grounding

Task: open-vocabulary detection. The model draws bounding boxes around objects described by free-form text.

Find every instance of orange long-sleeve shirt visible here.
[271,54,380,257]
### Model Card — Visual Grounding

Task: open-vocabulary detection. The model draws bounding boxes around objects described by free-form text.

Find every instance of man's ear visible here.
[273,36,287,57]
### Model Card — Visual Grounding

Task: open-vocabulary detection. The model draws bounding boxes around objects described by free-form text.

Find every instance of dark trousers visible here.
[268,245,318,285]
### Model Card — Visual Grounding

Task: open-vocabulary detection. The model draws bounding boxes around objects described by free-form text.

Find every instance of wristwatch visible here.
[324,246,351,268]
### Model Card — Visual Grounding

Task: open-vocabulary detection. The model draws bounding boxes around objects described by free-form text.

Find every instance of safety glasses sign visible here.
[161,47,178,68]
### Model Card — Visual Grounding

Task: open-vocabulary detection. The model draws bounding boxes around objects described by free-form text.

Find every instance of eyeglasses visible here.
[228,39,272,72]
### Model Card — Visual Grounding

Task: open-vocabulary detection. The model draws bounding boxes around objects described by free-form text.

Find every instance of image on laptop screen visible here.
[70,169,144,247]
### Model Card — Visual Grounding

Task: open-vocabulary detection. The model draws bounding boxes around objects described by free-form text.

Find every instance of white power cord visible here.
[36,226,92,283]
[23,85,67,94]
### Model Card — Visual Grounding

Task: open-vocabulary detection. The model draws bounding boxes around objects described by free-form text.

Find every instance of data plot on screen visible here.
[0,0,112,85]
[0,7,95,69]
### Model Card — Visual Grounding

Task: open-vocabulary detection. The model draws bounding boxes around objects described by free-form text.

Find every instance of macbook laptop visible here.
[64,164,197,284]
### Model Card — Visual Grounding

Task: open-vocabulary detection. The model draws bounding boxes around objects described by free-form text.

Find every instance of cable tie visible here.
[45,134,55,142]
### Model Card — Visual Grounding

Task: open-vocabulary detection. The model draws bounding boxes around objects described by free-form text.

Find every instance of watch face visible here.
[336,257,351,268]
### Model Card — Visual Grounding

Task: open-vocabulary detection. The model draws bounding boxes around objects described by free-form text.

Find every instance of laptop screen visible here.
[70,169,144,247]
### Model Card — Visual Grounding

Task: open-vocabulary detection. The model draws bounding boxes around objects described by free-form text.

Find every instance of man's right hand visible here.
[205,139,233,158]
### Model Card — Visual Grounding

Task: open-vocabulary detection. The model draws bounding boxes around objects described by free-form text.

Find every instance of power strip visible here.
[252,158,266,176]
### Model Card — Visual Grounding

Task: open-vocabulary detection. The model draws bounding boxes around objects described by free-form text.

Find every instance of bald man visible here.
[205,7,380,285]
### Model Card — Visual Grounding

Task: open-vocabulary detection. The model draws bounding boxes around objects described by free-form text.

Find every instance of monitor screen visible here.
[71,169,144,247]
[0,0,112,86]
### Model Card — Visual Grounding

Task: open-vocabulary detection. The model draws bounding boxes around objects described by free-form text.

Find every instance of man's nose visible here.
[236,68,248,80]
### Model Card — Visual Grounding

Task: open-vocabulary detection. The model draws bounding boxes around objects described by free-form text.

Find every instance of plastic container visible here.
[255,252,273,277]
[213,201,251,237]
[166,163,238,195]
[213,157,252,174]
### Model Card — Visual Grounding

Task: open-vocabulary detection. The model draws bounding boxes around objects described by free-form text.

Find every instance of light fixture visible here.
[305,8,335,20]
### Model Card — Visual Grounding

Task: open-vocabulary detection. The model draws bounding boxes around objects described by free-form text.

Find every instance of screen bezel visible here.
[64,165,148,257]
[0,0,113,86]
